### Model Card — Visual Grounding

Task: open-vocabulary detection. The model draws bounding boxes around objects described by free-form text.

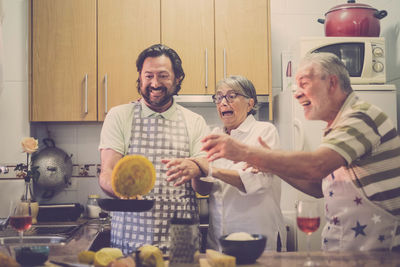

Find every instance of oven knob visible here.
[373,47,384,58]
[373,61,384,72]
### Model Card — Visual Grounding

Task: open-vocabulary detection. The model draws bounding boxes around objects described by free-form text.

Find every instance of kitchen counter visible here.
[1,221,400,266]
[246,250,400,266]
[47,220,104,262]
[0,219,105,264]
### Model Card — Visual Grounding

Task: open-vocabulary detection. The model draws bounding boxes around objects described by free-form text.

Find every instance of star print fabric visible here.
[321,167,400,251]
[320,94,400,217]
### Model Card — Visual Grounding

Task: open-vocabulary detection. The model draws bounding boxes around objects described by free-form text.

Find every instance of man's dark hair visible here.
[136,44,185,95]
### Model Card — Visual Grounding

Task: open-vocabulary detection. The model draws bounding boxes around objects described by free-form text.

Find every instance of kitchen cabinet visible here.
[31,0,160,122]
[162,0,215,95]
[215,0,272,119]
[97,0,160,121]
[30,0,272,121]
[31,0,97,121]
[162,0,272,98]
[215,0,271,96]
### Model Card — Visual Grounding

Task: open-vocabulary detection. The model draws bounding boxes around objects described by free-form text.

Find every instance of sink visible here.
[0,235,67,245]
[0,223,84,246]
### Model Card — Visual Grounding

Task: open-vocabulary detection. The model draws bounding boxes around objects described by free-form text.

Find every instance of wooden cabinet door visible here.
[162,0,215,95]
[31,0,97,121]
[98,0,161,121]
[215,0,271,95]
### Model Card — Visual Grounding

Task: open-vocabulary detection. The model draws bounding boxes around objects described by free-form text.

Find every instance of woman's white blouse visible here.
[207,115,287,251]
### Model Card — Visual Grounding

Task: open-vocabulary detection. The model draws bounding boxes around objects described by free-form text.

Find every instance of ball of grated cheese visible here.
[225,232,256,241]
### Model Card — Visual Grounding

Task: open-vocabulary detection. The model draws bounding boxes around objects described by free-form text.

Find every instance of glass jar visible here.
[21,177,39,224]
[86,194,101,219]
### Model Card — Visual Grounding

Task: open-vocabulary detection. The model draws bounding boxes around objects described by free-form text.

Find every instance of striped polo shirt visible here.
[321,92,400,217]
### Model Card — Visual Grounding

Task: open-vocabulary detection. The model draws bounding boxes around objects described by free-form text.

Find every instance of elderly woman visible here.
[163,75,286,252]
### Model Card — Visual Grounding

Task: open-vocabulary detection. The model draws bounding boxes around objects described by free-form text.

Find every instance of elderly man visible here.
[201,52,400,251]
[98,44,209,254]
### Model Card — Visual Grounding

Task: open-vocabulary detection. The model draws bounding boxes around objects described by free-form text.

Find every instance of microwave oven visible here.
[300,37,386,84]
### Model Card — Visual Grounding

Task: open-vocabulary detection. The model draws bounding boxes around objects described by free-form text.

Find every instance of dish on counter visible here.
[219,233,267,264]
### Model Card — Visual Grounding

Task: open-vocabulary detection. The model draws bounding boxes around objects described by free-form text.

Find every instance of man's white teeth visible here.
[303,101,311,106]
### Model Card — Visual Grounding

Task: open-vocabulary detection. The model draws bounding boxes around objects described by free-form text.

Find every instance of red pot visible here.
[317,0,387,37]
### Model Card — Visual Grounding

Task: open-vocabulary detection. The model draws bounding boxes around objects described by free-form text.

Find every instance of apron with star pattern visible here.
[110,102,198,254]
[322,167,400,251]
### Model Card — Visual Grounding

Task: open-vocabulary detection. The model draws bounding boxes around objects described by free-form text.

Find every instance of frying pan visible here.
[98,199,154,212]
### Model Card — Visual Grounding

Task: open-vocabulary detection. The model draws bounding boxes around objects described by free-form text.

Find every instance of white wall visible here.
[0,0,399,249]
[0,0,29,165]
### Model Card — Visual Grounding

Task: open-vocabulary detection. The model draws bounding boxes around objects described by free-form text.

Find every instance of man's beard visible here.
[140,84,176,108]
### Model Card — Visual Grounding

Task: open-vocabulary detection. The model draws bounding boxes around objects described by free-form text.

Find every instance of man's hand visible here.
[162,158,202,186]
[201,133,247,162]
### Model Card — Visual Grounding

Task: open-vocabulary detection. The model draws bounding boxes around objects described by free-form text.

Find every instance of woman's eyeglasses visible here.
[212,91,248,104]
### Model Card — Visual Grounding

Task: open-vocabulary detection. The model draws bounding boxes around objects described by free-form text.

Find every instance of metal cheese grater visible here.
[169,209,199,264]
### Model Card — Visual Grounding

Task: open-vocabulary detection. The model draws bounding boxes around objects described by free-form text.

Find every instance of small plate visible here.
[98,199,154,212]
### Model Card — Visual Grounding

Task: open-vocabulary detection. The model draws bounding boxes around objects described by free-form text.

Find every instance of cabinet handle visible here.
[205,49,208,89]
[84,74,88,114]
[223,48,226,79]
[104,74,108,114]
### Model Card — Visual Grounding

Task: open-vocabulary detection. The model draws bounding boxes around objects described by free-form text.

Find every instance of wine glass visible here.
[296,200,320,266]
[9,200,33,243]
[199,161,216,183]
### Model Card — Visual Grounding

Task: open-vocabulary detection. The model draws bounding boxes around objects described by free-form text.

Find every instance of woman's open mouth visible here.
[221,111,234,117]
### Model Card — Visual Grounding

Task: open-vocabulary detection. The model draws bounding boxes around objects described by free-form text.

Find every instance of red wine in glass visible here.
[296,200,320,266]
[297,217,320,234]
[9,215,32,232]
[9,200,33,243]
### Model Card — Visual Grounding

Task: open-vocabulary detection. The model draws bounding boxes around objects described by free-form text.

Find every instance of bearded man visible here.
[98,44,209,254]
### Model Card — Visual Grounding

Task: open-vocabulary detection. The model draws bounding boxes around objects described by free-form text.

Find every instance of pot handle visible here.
[374,10,387,20]
[64,154,73,162]
[64,175,71,185]
[317,18,325,24]
[42,190,55,199]
[43,138,56,148]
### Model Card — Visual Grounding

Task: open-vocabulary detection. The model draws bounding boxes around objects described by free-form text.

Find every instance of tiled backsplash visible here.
[0,164,100,180]
[0,164,106,217]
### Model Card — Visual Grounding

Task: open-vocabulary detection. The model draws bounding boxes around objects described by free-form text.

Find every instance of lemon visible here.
[94,247,123,267]
[78,250,95,264]
[136,245,164,267]
[112,155,156,199]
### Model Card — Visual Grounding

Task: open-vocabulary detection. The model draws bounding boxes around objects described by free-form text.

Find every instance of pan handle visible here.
[374,10,387,20]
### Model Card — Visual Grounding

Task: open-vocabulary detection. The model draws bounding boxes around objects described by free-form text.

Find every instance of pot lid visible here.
[326,1,377,15]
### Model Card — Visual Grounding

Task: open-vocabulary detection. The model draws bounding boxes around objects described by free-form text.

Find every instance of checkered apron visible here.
[322,167,400,251]
[110,102,198,254]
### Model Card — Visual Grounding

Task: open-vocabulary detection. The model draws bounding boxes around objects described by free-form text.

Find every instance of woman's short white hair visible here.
[216,75,258,115]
